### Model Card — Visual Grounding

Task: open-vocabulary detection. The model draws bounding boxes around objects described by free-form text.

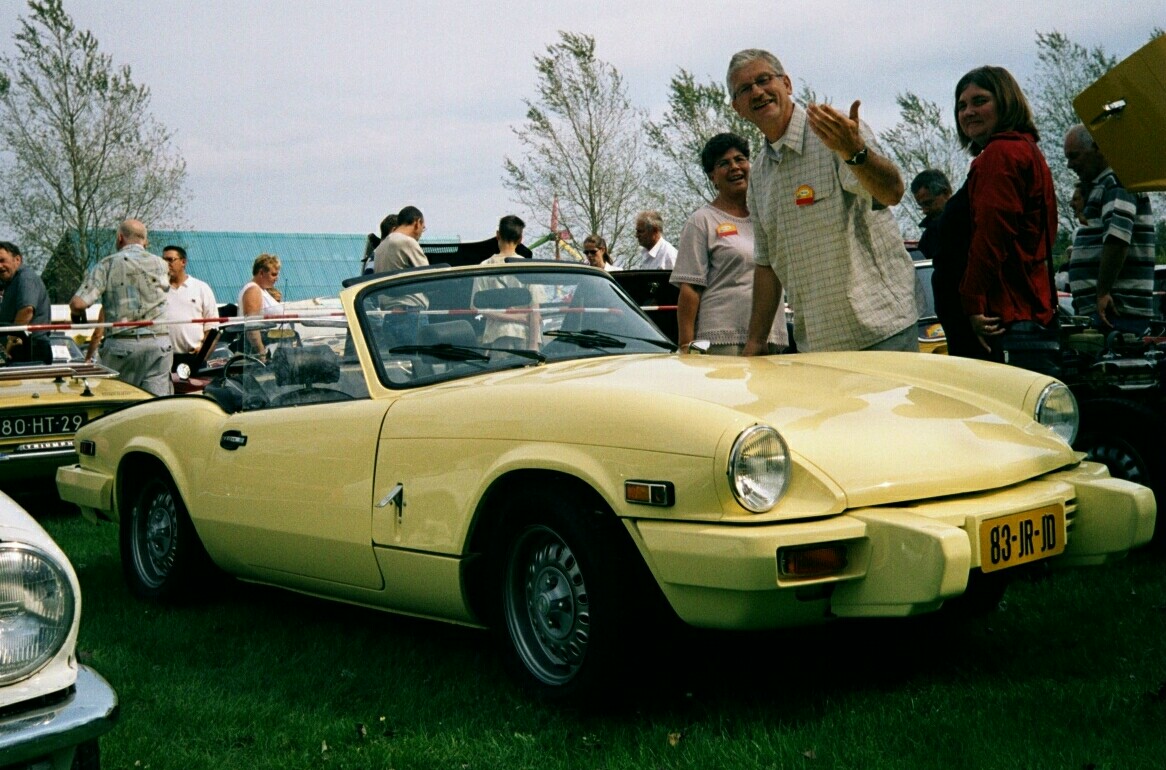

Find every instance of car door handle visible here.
[220,430,248,450]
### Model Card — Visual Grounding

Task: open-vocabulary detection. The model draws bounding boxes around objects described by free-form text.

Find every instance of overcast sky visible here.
[0,1,1159,242]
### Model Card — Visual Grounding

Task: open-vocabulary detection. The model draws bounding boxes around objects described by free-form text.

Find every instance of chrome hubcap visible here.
[505,526,590,686]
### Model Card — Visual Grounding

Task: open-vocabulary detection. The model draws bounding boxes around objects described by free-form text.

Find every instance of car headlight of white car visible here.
[0,542,76,686]
[1035,382,1078,445]
[728,425,791,512]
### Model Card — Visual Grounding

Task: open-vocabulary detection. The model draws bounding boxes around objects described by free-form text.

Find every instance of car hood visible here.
[392,352,1073,507]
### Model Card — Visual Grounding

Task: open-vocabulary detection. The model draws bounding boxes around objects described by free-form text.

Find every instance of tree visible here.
[0,0,187,293]
[643,70,762,242]
[1026,30,1118,232]
[878,93,968,237]
[504,32,651,262]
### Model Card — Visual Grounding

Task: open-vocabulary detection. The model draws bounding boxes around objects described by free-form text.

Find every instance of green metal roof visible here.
[148,231,458,308]
[148,231,365,308]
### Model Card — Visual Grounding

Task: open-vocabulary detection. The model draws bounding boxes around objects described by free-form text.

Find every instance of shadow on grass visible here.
[40,500,1166,738]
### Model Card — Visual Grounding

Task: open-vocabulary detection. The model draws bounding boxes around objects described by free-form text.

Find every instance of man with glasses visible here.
[162,244,218,370]
[728,49,918,354]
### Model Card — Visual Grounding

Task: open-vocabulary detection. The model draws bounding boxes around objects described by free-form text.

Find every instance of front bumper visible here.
[0,666,119,767]
[632,461,1155,629]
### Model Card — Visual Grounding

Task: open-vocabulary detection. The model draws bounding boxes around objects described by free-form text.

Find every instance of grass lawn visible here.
[38,507,1166,770]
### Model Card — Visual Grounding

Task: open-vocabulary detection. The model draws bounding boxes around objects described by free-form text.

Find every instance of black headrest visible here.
[472,287,532,309]
[272,345,340,386]
[416,320,477,348]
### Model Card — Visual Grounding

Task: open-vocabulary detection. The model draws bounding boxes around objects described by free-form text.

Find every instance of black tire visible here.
[1075,398,1165,546]
[70,739,100,770]
[491,486,647,700]
[120,471,210,601]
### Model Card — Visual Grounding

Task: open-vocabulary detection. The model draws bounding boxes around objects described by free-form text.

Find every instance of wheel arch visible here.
[1074,395,1165,546]
[461,469,632,623]
[115,451,183,523]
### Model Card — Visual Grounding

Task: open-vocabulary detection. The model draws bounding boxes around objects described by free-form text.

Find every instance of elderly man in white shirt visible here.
[623,210,677,270]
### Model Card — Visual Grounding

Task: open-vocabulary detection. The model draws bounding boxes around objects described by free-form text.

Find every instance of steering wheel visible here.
[222,353,266,380]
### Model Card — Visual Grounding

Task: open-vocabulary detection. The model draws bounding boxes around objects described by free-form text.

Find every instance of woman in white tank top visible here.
[237,253,282,356]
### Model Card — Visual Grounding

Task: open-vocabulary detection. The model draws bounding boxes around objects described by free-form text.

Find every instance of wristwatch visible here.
[844,146,868,166]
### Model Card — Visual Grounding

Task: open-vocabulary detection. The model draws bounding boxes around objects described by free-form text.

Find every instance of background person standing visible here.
[623,211,677,270]
[1063,123,1157,332]
[0,241,52,365]
[70,219,172,395]
[162,244,218,370]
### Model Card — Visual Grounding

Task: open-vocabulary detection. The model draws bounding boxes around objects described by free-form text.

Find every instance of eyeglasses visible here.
[732,71,779,101]
[583,249,599,255]
[162,257,181,263]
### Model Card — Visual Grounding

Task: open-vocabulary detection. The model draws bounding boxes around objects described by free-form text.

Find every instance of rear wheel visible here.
[492,486,649,700]
[121,471,210,600]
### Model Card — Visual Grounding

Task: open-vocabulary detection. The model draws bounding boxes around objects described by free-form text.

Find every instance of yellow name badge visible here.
[715,223,739,238]
[795,184,815,206]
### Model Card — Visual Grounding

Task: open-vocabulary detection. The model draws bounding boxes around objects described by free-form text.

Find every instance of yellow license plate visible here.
[978,504,1065,573]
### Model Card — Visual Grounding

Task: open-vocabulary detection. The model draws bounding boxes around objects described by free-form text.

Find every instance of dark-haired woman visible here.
[670,132,787,354]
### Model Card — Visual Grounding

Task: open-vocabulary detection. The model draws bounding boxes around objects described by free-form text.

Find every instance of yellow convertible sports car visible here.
[0,361,150,489]
[56,262,1155,698]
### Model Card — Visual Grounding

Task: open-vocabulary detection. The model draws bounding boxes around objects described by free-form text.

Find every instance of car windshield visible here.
[357,266,675,387]
[208,314,369,412]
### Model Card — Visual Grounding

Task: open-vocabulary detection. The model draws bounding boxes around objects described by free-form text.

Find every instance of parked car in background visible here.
[57,261,1154,700]
[49,331,86,365]
[0,362,150,492]
[0,490,118,767]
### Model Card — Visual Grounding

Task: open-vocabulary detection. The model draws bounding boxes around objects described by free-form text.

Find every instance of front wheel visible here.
[120,472,210,601]
[493,488,649,700]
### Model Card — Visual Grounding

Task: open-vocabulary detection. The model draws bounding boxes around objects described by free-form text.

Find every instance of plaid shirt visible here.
[75,244,169,332]
[748,104,917,351]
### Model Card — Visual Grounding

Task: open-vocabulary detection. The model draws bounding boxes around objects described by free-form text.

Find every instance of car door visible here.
[195,397,391,590]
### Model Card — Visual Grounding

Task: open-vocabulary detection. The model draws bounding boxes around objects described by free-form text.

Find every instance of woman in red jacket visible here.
[954,66,1058,368]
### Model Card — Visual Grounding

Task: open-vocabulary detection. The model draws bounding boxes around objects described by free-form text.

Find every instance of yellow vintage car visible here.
[56,262,1155,698]
[0,361,150,490]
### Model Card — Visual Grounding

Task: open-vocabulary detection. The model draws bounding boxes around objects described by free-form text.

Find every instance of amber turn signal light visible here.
[778,544,848,578]
[624,480,674,507]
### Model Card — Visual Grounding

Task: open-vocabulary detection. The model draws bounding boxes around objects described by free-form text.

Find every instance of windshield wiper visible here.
[544,329,626,349]
[391,343,546,364]
[545,329,675,351]
[391,343,489,362]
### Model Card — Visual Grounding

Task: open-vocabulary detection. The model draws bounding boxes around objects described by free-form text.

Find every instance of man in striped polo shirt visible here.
[1064,124,1157,332]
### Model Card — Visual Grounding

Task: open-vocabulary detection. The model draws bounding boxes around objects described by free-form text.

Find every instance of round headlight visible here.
[728,425,791,512]
[0,543,76,686]
[1035,382,1078,445]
